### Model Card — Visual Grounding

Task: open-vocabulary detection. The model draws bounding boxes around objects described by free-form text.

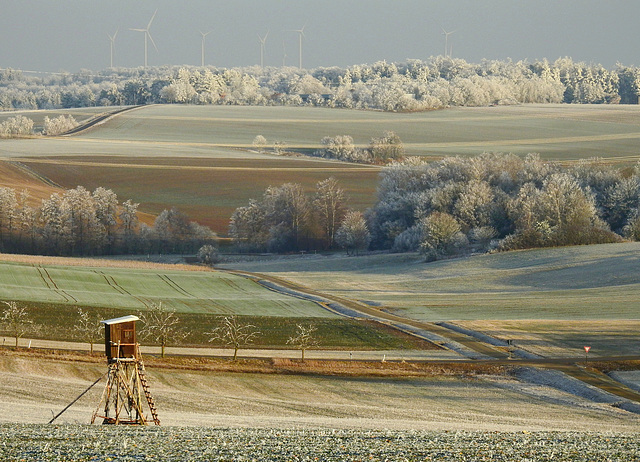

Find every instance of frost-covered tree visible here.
[313,177,347,248]
[229,199,269,251]
[262,183,310,251]
[119,199,139,252]
[92,187,118,253]
[252,135,267,153]
[197,243,219,265]
[43,115,78,135]
[369,131,404,162]
[419,212,468,261]
[335,210,371,255]
[0,115,33,137]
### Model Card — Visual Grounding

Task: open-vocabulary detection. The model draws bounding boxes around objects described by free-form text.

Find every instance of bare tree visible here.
[286,324,319,361]
[206,316,261,361]
[74,307,103,354]
[1,301,32,347]
[139,302,185,358]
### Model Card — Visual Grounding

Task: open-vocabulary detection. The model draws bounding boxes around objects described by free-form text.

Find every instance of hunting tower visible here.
[92,315,160,425]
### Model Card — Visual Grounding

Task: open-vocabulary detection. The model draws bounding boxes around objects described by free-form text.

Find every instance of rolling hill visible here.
[1,104,640,234]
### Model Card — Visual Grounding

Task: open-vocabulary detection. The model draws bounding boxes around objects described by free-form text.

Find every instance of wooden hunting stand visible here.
[92,315,160,425]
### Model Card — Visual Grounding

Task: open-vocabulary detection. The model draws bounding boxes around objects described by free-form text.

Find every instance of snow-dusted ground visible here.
[0,354,638,433]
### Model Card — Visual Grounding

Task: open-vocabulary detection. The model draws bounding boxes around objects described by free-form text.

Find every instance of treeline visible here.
[312,132,405,164]
[0,114,78,138]
[230,154,640,258]
[229,178,370,254]
[368,153,640,259]
[0,185,215,256]
[1,56,639,112]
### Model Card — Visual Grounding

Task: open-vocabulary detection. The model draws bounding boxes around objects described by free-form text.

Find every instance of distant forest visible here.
[1,56,639,112]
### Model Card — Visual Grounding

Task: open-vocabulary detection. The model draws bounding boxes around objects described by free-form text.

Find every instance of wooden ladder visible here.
[138,360,160,425]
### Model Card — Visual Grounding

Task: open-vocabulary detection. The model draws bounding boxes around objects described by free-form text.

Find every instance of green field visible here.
[0,256,431,349]
[224,242,640,321]
[0,259,330,317]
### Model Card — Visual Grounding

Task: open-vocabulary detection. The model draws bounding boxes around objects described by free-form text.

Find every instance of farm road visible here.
[3,336,457,362]
[60,105,144,136]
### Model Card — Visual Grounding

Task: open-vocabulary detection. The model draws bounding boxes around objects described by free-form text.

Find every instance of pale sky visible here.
[0,0,638,72]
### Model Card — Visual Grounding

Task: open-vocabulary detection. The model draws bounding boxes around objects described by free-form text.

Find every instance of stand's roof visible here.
[101,315,140,325]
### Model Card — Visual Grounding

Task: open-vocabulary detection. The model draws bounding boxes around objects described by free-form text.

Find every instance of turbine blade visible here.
[147,31,159,53]
[147,9,158,30]
[113,28,119,40]
[130,28,145,32]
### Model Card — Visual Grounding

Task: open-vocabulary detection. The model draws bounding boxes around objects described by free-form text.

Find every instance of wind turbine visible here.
[258,30,269,68]
[282,40,287,67]
[441,27,456,58]
[199,30,212,67]
[130,9,158,67]
[107,29,118,68]
[289,24,306,69]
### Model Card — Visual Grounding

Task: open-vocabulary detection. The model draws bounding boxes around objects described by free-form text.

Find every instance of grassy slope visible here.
[1,352,638,431]
[0,255,430,350]
[70,104,640,161]
[223,242,640,321]
[0,162,60,204]
[0,258,331,317]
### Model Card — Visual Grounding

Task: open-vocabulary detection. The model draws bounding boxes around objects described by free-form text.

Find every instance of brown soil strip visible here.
[0,347,505,379]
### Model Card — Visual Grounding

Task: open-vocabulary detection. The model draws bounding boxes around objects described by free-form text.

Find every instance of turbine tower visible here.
[441,27,456,58]
[290,24,306,69]
[108,29,118,68]
[282,40,287,67]
[200,30,212,67]
[258,30,269,68]
[130,10,158,67]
